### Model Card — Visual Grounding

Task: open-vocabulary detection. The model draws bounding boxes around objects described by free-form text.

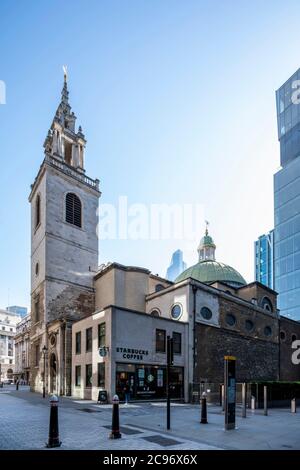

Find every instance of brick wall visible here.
[194,323,279,383]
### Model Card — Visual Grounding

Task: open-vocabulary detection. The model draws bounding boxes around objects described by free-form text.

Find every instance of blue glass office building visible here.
[255,230,274,290]
[275,68,300,320]
[6,305,28,318]
[166,249,187,282]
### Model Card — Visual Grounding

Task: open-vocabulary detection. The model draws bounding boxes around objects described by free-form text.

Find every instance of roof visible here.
[175,260,246,286]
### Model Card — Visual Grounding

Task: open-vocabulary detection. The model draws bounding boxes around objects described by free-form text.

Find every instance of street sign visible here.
[224,356,236,430]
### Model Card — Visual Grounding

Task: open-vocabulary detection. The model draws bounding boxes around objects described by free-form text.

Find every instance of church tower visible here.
[29,72,101,395]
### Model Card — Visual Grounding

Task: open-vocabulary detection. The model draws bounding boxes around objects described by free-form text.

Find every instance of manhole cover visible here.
[142,435,181,447]
[102,425,142,435]
[77,408,102,413]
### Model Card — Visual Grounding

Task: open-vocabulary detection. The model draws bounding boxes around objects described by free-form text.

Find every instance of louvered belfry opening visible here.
[66,192,82,228]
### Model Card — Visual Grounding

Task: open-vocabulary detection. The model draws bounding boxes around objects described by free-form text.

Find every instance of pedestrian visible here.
[124,381,130,405]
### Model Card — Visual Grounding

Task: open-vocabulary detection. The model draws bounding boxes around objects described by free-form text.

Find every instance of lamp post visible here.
[42,345,48,398]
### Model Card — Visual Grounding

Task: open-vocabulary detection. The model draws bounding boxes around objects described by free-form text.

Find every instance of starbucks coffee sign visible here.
[116,347,149,361]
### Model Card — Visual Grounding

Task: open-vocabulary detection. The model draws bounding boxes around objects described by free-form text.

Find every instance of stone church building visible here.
[29,77,300,400]
[29,74,101,395]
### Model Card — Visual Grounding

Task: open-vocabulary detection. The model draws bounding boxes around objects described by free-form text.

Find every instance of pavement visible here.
[0,385,299,450]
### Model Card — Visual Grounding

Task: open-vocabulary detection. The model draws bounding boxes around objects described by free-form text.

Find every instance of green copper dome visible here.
[176,225,246,287]
[175,260,246,287]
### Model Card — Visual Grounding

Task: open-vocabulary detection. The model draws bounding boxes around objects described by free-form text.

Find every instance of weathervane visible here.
[205,220,209,235]
[63,65,68,82]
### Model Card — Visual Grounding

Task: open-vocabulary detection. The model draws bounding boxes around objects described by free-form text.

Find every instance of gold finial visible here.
[63,65,68,83]
[205,220,209,236]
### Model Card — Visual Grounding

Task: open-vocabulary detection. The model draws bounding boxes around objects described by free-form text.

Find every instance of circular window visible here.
[171,304,182,320]
[50,335,56,347]
[245,320,254,332]
[264,326,272,337]
[292,334,297,342]
[200,307,212,320]
[226,313,236,327]
[150,309,160,317]
[35,263,39,276]
[280,331,286,341]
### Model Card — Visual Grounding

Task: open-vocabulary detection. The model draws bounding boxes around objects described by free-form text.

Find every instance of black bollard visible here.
[263,385,268,416]
[46,395,61,448]
[109,394,122,439]
[16,381,19,391]
[200,393,208,424]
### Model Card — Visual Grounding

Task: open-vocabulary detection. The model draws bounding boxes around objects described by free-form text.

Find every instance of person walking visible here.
[124,381,130,405]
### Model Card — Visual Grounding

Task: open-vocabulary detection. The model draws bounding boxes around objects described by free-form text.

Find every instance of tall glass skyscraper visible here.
[274,68,300,320]
[254,230,274,289]
[166,249,187,282]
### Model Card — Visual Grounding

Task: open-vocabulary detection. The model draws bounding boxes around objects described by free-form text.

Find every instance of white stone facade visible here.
[0,309,21,382]
[14,314,31,383]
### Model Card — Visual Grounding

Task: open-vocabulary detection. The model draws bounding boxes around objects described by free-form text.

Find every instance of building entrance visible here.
[116,363,184,401]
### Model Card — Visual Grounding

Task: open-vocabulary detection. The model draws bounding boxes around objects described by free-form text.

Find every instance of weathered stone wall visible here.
[195,323,279,383]
[279,316,300,381]
[46,280,95,323]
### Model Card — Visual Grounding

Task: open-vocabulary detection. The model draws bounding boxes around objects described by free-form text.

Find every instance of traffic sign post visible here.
[224,356,236,430]
[166,336,174,430]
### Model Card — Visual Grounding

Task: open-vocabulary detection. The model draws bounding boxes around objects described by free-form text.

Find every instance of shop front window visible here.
[115,363,184,401]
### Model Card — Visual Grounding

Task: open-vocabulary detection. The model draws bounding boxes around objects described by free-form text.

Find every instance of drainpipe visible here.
[278,314,281,381]
[45,322,49,394]
[61,320,66,396]
[192,284,197,385]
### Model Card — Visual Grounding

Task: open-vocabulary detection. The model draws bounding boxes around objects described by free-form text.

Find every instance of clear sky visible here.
[1,0,300,310]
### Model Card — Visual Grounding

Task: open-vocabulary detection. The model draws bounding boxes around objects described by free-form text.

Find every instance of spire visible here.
[61,65,69,106]
[43,69,86,172]
[197,223,216,262]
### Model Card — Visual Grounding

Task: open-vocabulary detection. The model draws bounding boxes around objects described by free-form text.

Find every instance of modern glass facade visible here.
[274,157,300,320]
[6,306,27,318]
[166,249,187,282]
[254,230,274,289]
[276,68,300,167]
[275,69,300,320]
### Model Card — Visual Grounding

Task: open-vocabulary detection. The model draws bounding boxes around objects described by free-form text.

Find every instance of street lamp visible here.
[42,345,48,398]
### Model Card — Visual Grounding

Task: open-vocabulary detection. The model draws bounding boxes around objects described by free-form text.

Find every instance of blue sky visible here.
[1,0,300,309]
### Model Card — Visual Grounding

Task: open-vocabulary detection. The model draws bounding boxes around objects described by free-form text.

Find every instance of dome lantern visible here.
[197,221,216,262]
[176,222,246,288]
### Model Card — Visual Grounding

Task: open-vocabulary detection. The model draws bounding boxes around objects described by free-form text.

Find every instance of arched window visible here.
[65,193,82,228]
[35,195,41,228]
[261,296,273,312]
[150,309,161,317]
[155,284,165,292]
